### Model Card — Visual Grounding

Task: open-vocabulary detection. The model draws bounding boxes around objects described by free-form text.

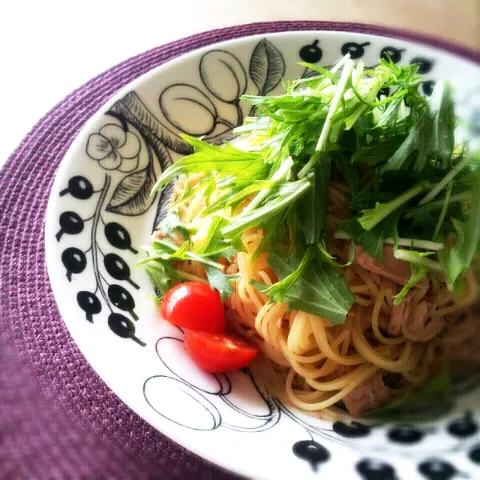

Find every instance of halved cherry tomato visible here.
[160,282,225,333]
[184,330,258,373]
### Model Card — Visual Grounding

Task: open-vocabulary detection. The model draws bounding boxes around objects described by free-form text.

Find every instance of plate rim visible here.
[36,25,480,480]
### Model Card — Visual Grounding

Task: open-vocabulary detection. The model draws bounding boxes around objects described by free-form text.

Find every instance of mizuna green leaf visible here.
[253,245,355,325]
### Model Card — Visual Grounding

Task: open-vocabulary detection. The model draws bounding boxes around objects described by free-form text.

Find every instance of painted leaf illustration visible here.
[249,39,285,95]
[153,181,175,231]
[110,92,193,155]
[106,144,157,216]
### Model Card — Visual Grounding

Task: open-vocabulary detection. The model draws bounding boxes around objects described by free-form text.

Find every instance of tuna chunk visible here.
[409,301,429,334]
[355,246,428,289]
[152,229,183,245]
[152,230,168,240]
[226,263,239,274]
[408,301,445,340]
[343,372,390,417]
[382,296,444,340]
[444,311,480,367]
[388,295,413,335]
[370,274,397,292]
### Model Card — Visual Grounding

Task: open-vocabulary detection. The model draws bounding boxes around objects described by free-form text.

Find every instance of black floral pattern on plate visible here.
[58,173,144,346]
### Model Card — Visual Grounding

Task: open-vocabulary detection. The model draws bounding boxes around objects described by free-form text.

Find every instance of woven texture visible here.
[0,21,477,480]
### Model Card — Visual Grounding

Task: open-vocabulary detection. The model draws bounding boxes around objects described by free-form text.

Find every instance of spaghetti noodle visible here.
[169,177,478,419]
[145,57,480,419]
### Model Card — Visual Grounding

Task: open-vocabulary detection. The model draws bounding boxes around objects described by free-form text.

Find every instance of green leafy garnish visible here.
[340,211,400,261]
[143,258,181,297]
[393,248,441,271]
[391,249,442,304]
[142,54,479,325]
[358,183,426,231]
[393,264,428,304]
[381,82,454,172]
[438,174,480,291]
[295,157,331,244]
[392,250,438,304]
[142,238,224,272]
[151,135,268,193]
[204,265,237,301]
[196,216,237,259]
[252,244,355,324]
[221,178,311,240]
[156,210,197,240]
[352,139,404,166]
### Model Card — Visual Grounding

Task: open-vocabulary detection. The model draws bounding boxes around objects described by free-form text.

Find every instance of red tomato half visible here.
[184,330,258,373]
[160,282,225,333]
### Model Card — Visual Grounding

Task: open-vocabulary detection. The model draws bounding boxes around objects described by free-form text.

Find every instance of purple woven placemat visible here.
[0,21,478,480]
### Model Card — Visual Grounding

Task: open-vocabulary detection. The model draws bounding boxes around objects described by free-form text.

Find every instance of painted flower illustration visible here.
[86,123,141,172]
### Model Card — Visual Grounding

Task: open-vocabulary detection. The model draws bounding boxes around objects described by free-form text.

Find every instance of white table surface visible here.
[0,0,477,169]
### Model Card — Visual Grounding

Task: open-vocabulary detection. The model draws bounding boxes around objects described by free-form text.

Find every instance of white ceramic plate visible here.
[45,31,480,480]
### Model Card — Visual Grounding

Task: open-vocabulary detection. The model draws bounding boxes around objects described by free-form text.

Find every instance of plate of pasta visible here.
[45,30,480,479]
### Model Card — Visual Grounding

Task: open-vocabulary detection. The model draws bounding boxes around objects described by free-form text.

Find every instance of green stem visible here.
[242,156,293,214]
[185,251,225,270]
[359,183,426,231]
[432,181,453,240]
[419,155,472,205]
[221,179,311,239]
[175,270,209,284]
[394,249,442,271]
[152,238,225,271]
[298,59,354,179]
[404,191,472,218]
[329,53,351,74]
[334,231,444,251]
